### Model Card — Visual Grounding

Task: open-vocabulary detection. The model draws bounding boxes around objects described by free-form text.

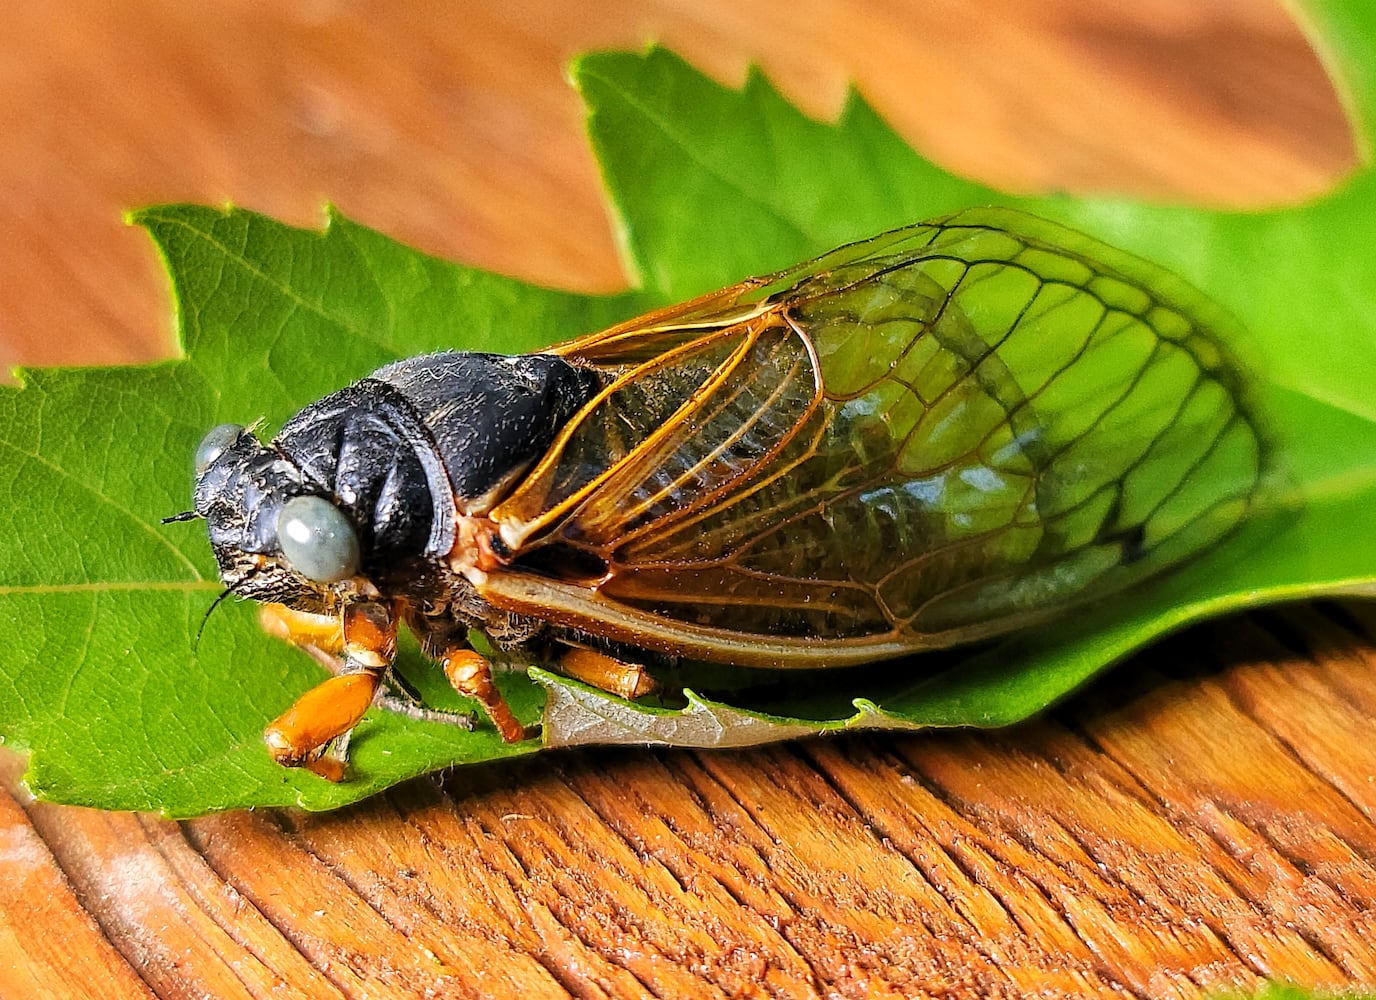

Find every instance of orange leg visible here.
[558,646,658,700]
[262,601,397,780]
[443,648,531,743]
[263,672,381,781]
[258,603,345,653]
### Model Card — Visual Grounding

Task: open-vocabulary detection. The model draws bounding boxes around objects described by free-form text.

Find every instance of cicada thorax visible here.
[369,352,601,515]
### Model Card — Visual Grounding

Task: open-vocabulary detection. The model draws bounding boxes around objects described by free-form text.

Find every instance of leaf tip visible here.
[565,49,599,89]
[319,202,349,234]
[837,83,869,124]
[568,43,675,93]
[741,60,769,92]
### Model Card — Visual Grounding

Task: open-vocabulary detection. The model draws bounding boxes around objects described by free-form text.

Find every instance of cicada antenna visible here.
[161,510,202,524]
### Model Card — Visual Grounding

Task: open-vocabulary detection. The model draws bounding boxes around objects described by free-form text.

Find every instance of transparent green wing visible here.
[491,208,1270,659]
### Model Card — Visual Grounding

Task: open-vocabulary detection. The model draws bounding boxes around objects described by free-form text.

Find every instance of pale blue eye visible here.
[277,496,361,583]
[194,423,245,476]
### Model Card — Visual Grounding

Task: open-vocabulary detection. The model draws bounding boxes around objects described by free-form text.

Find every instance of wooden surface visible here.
[1,1,1372,997]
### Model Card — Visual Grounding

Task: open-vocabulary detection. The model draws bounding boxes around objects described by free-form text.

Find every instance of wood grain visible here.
[2,1,1371,997]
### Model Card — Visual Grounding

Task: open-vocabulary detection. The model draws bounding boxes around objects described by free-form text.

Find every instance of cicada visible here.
[184,207,1267,779]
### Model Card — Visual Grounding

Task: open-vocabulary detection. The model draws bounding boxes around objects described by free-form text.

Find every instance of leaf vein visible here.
[584,68,816,247]
[147,212,392,351]
[0,437,203,579]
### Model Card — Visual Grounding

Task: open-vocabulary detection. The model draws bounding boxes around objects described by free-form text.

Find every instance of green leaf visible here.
[4,1,1376,814]
[1206,980,1376,1000]
[0,209,643,813]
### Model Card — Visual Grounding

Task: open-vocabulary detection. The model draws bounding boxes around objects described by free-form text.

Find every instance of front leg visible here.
[262,600,397,781]
[258,603,345,661]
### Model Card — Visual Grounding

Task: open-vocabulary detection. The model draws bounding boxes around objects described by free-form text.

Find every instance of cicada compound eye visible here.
[277,495,362,583]
[194,423,246,476]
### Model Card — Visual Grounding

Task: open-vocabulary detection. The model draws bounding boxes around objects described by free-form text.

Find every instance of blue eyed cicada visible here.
[182,207,1268,779]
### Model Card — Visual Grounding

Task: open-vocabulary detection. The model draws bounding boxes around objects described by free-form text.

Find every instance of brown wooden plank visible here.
[2,1,1373,998]
[0,768,155,1000]
[20,798,345,999]
[0,0,1351,372]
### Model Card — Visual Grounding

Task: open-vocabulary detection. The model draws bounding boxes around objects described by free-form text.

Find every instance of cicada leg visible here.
[557,646,658,700]
[258,603,345,671]
[442,648,532,743]
[262,600,397,781]
[442,646,657,744]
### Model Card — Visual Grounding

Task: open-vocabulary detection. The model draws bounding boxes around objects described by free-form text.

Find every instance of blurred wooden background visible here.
[3,1,1374,998]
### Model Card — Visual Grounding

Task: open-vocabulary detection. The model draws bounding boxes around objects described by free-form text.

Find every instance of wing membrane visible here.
[485,208,1269,661]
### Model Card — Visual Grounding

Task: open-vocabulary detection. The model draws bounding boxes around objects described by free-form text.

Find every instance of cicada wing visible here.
[541,223,942,363]
[489,208,1268,661]
[491,317,824,550]
[858,208,1268,639]
[492,222,968,550]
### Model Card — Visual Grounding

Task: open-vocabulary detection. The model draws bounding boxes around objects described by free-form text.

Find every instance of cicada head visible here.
[186,353,603,629]
[191,422,370,613]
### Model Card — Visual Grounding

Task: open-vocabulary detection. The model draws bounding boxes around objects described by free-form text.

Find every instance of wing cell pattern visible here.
[494,209,1267,655]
